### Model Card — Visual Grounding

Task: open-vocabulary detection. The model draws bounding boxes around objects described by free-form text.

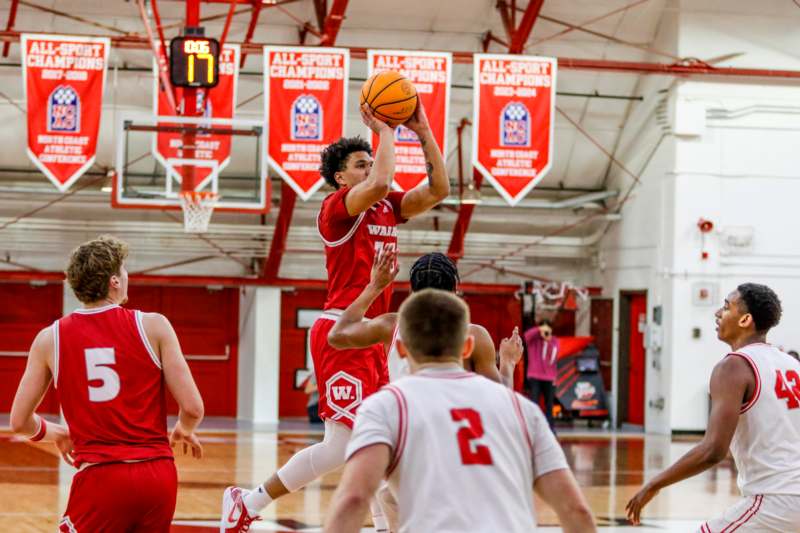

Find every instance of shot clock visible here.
[169,35,220,88]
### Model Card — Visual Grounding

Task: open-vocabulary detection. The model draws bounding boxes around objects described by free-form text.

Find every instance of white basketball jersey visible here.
[346,366,568,533]
[386,325,409,381]
[728,343,800,496]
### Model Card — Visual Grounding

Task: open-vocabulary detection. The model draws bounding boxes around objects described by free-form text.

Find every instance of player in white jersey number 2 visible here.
[323,289,596,533]
[627,283,800,532]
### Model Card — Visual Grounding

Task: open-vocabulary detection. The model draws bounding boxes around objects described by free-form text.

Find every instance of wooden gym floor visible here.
[0,420,740,532]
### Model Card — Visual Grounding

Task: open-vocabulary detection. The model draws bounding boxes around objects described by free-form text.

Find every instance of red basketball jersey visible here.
[317,188,405,318]
[54,304,172,468]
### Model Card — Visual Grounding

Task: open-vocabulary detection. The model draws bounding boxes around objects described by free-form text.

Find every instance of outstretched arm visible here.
[328,249,399,349]
[626,355,752,524]
[10,327,74,464]
[344,105,397,216]
[535,469,597,532]
[399,102,450,219]
[323,444,391,533]
[499,327,523,388]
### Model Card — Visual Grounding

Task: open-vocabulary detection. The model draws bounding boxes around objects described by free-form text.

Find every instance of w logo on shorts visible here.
[291,94,322,141]
[325,371,362,422]
[500,101,530,147]
[48,85,80,133]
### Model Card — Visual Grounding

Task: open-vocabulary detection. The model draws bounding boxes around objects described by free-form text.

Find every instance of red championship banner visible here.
[21,34,110,192]
[153,44,239,190]
[472,55,556,206]
[367,50,451,192]
[264,46,349,201]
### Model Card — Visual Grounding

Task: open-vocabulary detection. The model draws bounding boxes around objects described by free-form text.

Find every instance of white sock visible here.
[243,484,272,515]
[370,496,389,532]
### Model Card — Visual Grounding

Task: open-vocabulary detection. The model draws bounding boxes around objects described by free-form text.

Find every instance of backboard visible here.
[112,111,269,213]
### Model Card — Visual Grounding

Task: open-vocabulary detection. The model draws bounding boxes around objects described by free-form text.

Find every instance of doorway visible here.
[617,291,647,427]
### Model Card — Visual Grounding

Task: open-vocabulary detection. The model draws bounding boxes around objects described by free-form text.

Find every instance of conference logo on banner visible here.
[264,46,349,201]
[21,34,110,192]
[472,55,556,206]
[153,44,239,189]
[367,50,451,192]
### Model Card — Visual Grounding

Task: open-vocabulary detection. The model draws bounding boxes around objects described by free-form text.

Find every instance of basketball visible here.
[360,70,418,127]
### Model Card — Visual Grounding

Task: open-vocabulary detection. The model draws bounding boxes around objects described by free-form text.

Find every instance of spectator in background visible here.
[525,319,559,431]
[789,350,800,362]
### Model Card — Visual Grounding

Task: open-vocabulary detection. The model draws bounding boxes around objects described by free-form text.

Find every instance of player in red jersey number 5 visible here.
[10,235,204,533]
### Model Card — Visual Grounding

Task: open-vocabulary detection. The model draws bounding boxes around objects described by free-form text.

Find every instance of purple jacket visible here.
[524,326,559,381]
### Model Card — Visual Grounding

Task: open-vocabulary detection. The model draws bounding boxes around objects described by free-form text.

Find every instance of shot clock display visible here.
[169,36,220,88]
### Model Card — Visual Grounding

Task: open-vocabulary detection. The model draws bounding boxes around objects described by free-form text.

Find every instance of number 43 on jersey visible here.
[775,369,800,409]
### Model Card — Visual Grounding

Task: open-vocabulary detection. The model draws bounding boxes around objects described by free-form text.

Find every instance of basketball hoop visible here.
[179,191,219,233]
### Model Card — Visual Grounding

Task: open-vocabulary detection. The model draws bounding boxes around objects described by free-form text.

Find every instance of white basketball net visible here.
[179,191,219,233]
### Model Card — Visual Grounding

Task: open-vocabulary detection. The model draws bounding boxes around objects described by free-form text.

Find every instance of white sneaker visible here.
[220,486,260,532]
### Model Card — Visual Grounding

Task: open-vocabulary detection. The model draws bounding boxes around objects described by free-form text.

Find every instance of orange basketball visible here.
[360,70,418,127]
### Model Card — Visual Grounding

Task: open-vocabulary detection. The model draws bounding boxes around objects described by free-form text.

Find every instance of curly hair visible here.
[737,283,782,332]
[66,235,129,304]
[319,136,372,189]
[409,253,460,293]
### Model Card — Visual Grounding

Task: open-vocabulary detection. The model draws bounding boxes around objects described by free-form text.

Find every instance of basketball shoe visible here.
[220,486,260,532]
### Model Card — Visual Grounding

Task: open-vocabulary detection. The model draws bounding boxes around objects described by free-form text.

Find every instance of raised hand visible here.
[499,327,523,368]
[361,103,394,135]
[403,100,430,135]
[370,247,399,291]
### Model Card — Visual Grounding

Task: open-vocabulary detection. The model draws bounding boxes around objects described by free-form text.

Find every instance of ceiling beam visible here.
[261,181,296,280]
[318,0,349,46]
[508,0,545,54]
[2,0,19,57]
[4,30,800,79]
[238,0,263,68]
[447,169,484,262]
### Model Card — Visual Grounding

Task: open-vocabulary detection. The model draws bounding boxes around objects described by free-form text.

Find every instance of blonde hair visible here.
[66,235,128,303]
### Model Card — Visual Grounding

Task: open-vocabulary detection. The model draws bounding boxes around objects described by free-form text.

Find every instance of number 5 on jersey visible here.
[450,408,494,465]
[85,348,120,402]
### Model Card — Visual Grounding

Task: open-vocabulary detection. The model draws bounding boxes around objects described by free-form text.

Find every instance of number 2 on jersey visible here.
[85,348,120,402]
[775,369,800,409]
[450,408,494,465]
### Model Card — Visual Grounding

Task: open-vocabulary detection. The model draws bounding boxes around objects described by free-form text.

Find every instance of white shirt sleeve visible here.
[518,394,568,479]
[345,389,400,461]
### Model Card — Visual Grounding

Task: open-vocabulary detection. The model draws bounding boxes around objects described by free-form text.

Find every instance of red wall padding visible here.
[277,287,524,417]
[279,288,327,418]
[0,283,62,413]
[127,286,239,417]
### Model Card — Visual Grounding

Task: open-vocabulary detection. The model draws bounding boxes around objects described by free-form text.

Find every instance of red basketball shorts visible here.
[59,457,177,533]
[310,315,388,429]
